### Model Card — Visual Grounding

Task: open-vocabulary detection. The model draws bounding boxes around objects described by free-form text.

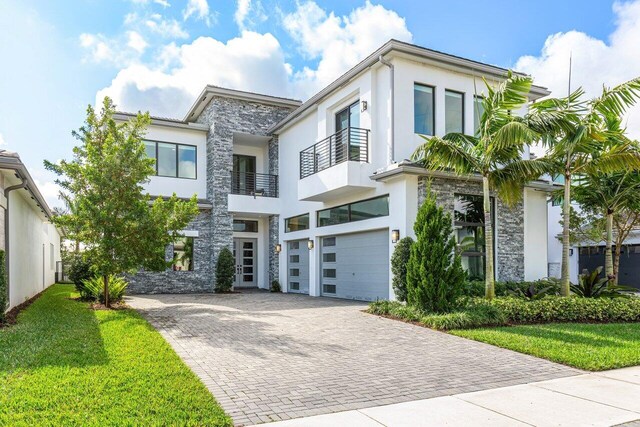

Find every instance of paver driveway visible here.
[128,291,580,426]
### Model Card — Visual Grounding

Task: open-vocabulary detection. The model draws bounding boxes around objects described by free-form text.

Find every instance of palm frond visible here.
[591,76,640,117]
[491,158,557,206]
[489,119,539,154]
[412,134,481,174]
[582,149,640,175]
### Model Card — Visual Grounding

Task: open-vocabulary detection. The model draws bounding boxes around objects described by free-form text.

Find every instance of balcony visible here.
[231,171,278,198]
[300,127,369,179]
[298,127,375,201]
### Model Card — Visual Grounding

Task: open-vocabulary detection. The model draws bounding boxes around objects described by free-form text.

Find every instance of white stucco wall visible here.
[524,188,549,280]
[8,189,61,309]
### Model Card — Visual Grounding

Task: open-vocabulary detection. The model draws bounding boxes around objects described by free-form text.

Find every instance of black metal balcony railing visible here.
[299,127,369,179]
[231,171,278,198]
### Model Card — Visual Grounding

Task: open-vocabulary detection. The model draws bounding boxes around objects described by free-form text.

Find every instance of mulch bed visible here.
[90,301,130,310]
[0,289,46,328]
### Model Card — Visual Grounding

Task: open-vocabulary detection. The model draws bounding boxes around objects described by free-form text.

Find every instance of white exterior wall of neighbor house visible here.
[7,189,61,309]
[276,54,550,299]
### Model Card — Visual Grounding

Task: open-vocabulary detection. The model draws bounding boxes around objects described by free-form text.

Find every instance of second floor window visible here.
[145,141,197,179]
[473,95,484,136]
[414,83,434,135]
[445,90,464,134]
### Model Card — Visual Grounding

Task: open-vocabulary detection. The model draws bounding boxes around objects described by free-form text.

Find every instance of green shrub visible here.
[391,236,413,302]
[571,267,634,298]
[0,250,6,323]
[462,278,561,298]
[406,191,466,312]
[215,248,235,293]
[82,275,129,304]
[270,279,281,293]
[68,254,94,299]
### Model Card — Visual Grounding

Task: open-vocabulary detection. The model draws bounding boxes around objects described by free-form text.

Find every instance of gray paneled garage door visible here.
[287,240,309,294]
[321,229,389,301]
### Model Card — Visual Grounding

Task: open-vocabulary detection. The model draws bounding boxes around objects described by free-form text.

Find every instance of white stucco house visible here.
[0,150,62,311]
[119,39,558,301]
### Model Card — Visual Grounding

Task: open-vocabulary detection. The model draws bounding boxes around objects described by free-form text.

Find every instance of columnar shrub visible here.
[0,250,6,323]
[406,192,466,312]
[215,248,235,293]
[391,237,414,302]
[68,254,94,299]
[270,280,282,293]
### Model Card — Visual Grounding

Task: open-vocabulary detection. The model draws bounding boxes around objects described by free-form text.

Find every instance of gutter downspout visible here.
[4,175,27,311]
[379,55,395,164]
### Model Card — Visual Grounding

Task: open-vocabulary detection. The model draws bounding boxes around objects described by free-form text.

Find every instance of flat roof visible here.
[114,112,210,131]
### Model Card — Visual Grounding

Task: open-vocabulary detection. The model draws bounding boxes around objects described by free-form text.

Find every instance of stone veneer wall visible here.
[128,210,214,294]
[196,97,292,289]
[418,176,525,282]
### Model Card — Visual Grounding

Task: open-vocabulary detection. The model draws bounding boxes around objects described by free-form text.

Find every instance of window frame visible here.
[316,195,389,227]
[284,213,310,233]
[172,236,195,272]
[232,219,259,233]
[144,139,198,180]
[444,89,465,134]
[413,83,436,136]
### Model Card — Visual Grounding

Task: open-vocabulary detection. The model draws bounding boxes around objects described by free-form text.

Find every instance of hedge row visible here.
[367,296,640,330]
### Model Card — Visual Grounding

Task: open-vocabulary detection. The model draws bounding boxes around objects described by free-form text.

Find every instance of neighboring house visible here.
[0,151,62,311]
[119,39,557,301]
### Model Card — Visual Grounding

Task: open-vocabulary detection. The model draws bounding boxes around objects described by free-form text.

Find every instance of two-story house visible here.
[119,39,556,301]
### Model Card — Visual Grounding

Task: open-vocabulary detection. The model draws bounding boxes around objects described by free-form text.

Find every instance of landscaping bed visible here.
[0,284,231,426]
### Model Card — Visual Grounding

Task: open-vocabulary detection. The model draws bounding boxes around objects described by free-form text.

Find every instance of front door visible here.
[233,238,257,287]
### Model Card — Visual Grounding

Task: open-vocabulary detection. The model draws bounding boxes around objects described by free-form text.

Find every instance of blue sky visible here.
[0,0,637,207]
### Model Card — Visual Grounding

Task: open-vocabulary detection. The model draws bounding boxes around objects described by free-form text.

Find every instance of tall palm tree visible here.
[412,71,548,299]
[528,77,640,295]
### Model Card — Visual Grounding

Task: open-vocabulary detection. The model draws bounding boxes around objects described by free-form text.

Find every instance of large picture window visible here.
[445,90,464,134]
[144,140,197,179]
[172,237,194,271]
[285,214,310,233]
[317,195,389,227]
[454,194,494,280]
[414,83,434,135]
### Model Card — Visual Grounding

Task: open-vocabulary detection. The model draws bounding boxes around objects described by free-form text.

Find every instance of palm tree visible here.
[528,77,640,295]
[412,71,548,299]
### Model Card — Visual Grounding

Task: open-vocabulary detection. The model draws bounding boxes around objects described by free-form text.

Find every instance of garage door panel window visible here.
[285,214,310,233]
[323,284,337,294]
[289,255,300,263]
[323,268,336,278]
[289,268,299,277]
[454,194,495,281]
[322,252,336,262]
[290,282,300,290]
[317,195,389,227]
[289,241,299,250]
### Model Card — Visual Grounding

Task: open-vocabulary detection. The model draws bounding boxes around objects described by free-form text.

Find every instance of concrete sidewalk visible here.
[255,366,640,427]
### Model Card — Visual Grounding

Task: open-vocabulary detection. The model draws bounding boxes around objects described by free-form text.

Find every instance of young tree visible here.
[406,191,466,313]
[45,97,199,307]
[413,71,547,299]
[529,77,640,295]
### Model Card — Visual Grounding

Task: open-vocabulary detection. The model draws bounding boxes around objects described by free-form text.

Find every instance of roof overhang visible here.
[183,86,302,123]
[268,39,551,134]
[114,112,209,132]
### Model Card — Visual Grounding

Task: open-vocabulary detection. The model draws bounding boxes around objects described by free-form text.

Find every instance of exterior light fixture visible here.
[361,100,368,112]
[391,229,400,243]
[307,240,314,250]
[275,244,282,254]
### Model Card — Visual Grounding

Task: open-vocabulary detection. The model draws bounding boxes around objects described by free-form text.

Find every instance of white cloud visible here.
[515,0,640,138]
[283,0,412,96]
[96,32,291,117]
[234,0,266,31]
[127,31,148,53]
[183,0,214,26]
[129,0,171,7]
[80,31,147,66]
[144,14,189,38]
[34,179,63,209]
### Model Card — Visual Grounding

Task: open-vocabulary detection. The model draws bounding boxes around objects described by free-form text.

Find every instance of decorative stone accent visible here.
[418,176,525,281]
[268,214,279,284]
[128,210,214,294]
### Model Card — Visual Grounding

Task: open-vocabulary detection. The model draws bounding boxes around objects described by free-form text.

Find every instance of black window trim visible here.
[145,139,198,180]
[414,82,436,136]
[284,213,310,233]
[335,100,360,132]
[445,89,465,134]
[316,194,389,227]
[232,219,259,233]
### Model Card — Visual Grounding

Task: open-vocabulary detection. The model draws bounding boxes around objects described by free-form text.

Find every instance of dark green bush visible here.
[571,267,634,298]
[406,192,466,312]
[270,279,281,293]
[0,250,6,323]
[215,248,235,293]
[391,236,413,302]
[68,254,94,299]
[462,278,561,298]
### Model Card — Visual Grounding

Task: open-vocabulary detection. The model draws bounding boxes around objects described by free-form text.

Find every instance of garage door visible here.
[579,245,640,290]
[287,240,309,294]
[320,229,389,301]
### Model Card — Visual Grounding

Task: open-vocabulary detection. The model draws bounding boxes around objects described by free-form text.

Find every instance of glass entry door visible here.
[233,238,257,287]
[335,101,360,162]
[232,155,256,195]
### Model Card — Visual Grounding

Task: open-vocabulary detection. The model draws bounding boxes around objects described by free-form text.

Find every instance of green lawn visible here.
[451,322,640,371]
[0,284,231,426]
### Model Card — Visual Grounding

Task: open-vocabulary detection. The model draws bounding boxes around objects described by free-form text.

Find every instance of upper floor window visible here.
[317,195,389,227]
[445,90,464,134]
[414,84,434,135]
[285,214,310,233]
[144,140,197,179]
[473,95,484,136]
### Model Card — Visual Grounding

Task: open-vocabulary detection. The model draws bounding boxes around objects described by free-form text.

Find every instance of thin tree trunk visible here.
[613,242,622,286]
[560,174,571,296]
[605,209,614,285]
[483,175,495,299]
[103,274,109,308]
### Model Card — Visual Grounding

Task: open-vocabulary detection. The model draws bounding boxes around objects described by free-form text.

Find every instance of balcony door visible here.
[335,101,360,163]
[233,154,256,195]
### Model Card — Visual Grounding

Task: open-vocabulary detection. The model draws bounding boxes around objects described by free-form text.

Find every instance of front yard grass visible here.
[450,323,640,371]
[0,284,231,426]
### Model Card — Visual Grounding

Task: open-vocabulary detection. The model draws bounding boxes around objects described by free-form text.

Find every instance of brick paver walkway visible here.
[128,291,580,426]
